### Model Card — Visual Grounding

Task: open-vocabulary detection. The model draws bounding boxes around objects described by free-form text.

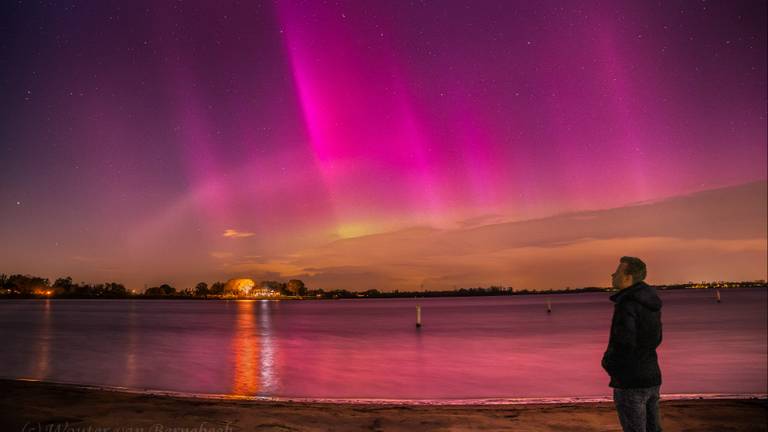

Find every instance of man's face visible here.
[611,262,633,289]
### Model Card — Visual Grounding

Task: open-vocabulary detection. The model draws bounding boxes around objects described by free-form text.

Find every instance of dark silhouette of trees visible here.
[287,279,306,296]
[194,282,209,297]
[1,274,50,295]
[144,286,163,296]
[2,271,764,300]
[145,284,176,296]
[160,284,176,295]
[0,274,131,298]
[104,282,127,297]
[53,277,74,294]
[260,280,286,295]
[209,281,225,295]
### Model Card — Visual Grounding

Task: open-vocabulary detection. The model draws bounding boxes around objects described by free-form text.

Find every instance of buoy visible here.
[416,304,422,328]
[716,289,721,303]
[547,298,552,314]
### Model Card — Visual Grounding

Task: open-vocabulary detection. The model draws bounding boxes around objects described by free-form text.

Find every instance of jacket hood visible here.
[610,281,662,311]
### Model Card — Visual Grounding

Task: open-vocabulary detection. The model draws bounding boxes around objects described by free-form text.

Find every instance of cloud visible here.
[217,256,306,276]
[242,180,767,291]
[223,229,256,238]
[455,213,510,228]
[209,251,234,259]
[292,266,408,291]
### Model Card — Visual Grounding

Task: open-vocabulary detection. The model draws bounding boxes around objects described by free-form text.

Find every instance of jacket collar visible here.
[610,280,648,303]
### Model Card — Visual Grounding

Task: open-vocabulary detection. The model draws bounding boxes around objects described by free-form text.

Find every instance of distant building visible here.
[223,278,279,297]
[251,285,279,297]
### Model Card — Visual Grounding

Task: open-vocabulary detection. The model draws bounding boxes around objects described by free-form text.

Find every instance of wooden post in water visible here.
[416,304,422,328]
[547,298,552,314]
[716,289,721,303]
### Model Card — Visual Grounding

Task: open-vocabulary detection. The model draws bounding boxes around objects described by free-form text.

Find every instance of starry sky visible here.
[1,0,766,291]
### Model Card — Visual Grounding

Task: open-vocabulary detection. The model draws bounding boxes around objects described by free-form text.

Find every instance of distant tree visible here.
[5,274,49,296]
[327,289,353,299]
[278,282,288,295]
[53,276,74,294]
[194,282,209,297]
[307,288,325,297]
[260,280,285,295]
[159,284,176,295]
[73,283,89,296]
[261,280,280,290]
[145,286,164,296]
[209,281,225,295]
[104,282,127,297]
[144,284,176,296]
[287,279,306,296]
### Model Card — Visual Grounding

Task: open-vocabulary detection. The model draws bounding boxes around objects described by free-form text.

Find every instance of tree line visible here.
[0,274,311,299]
[1,273,764,299]
[146,279,310,297]
[0,274,128,298]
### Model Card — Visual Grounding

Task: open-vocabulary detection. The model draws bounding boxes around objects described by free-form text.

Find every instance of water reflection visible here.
[123,300,138,387]
[32,299,51,379]
[231,300,277,396]
[0,290,764,398]
[259,300,277,394]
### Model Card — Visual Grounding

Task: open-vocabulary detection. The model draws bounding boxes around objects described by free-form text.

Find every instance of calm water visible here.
[0,288,765,400]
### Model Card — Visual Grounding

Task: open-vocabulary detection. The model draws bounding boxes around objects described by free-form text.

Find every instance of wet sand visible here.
[0,379,765,431]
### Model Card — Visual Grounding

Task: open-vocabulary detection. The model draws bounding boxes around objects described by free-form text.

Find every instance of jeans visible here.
[613,386,662,432]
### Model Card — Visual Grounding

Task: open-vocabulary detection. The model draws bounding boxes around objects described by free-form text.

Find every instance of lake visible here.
[0,288,765,402]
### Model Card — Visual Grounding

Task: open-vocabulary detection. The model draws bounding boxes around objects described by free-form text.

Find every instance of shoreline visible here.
[8,377,768,406]
[2,285,765,302]
[2,379,766,431]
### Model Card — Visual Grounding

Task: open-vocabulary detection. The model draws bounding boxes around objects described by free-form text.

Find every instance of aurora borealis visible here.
[1,1,766,291]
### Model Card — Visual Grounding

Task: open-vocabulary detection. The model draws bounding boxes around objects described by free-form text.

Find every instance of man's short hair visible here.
[620,256,647,283]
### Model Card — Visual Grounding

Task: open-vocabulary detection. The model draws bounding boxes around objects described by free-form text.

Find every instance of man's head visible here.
[611,256,647,289]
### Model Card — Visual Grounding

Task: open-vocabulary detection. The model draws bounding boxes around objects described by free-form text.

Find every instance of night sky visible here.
[1,0,766,291]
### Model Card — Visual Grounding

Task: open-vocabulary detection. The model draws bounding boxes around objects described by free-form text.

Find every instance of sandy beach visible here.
[0,379,765,432]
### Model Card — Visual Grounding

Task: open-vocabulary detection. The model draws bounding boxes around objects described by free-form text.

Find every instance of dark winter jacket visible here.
[602,281,663,389]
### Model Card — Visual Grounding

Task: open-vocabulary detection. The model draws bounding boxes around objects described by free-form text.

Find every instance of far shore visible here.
[2,283,765,302]
[1,379,765,432]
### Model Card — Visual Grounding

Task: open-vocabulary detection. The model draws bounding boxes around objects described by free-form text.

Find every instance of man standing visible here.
[602,256,663,432]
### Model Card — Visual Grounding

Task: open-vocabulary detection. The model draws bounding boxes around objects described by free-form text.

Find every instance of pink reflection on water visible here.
[31,299,51,380]
[230,300,278,396]
[232,301,259,395]
[0,289,764,399]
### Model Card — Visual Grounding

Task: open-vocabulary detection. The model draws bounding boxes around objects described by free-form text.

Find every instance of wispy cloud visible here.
[219,257,305,276]
[209,251,234,259]
[229,181,767,291]
[223,229,255,238]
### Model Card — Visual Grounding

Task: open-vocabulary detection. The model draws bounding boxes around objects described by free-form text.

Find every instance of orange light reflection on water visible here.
[32,299,51,380]
[231,300,277,397]
[232,301,260,396]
